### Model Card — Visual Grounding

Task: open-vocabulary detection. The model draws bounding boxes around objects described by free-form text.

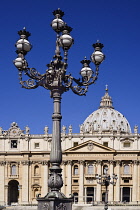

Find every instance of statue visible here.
[25,125,30,135]
[68,125,72,133]
[134,125,138,134]
[62,125,66,134]
[80,124,84,133]
[0,127,3,135]
[44,126,49,135]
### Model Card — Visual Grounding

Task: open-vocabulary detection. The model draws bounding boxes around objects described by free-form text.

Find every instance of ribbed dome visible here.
[82,88,131,134]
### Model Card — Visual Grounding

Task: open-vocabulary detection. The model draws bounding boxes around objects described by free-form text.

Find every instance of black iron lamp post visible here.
[96,168,117,210]
[14,9,105,210]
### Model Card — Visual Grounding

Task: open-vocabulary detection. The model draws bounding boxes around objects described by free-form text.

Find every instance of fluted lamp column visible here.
[13,8,105,210]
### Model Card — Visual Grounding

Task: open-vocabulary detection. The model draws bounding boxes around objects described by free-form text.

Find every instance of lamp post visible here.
[96,168,117,210]
[14,9,105,210]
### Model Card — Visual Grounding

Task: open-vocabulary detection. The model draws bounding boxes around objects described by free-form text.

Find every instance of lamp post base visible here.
[37,192,73,210]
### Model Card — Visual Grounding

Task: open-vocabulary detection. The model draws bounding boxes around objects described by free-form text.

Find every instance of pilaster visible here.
[21,161,29,204]
[0,161,5,205]
[132,160,138,202]
[115,160,121,202]
[78,160,84,203]
[41,161,49,196]
[96,160,102,202]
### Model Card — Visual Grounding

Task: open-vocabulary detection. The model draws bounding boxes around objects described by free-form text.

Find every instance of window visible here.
[73,142,78,147]
[103,165,108,174]
[88,164,94,175]
[103,142,108,147]
[74,165,78,175]
[124,164,129,174]
[123,142,130,148]
[11,140,17,148]
[73,179,78,183]
[34,165,39,176]
[34,143,40,149]
[11,165,16,175]
[34,188,39,198]
[124,179,129,183]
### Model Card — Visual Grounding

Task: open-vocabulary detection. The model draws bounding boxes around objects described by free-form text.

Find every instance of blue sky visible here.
[0,0,140,134]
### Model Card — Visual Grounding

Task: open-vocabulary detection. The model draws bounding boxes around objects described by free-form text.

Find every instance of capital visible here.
[133,160,138,165]
[61,160,67,165]
[108,160,114,165]
[96,160,102,165]
[115,160,121,166]
[78,160,85,165]
[67,160,72,165]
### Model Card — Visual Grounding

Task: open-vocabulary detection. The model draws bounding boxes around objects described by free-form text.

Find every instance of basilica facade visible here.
[0,89,139,206]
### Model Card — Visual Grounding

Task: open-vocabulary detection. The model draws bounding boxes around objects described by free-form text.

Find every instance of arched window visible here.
[34,188,39,198]
[34,165,39,176]
[88,164,93,174]
[103,165,108,175]
[74,165,78,175]
[124,164,129,174]
[11,165,16,175]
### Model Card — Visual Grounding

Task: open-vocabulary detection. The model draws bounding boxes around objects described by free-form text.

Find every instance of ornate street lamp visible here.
[14,9,105,210]
[96,168,117,210]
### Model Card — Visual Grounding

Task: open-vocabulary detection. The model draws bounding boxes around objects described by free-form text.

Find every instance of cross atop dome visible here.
[105,84,108,91]
[99,85,114,109]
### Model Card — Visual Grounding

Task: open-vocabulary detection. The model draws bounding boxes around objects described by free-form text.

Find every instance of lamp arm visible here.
[20,79,40,89]
[24,67,43,80]
[70,85,88,96]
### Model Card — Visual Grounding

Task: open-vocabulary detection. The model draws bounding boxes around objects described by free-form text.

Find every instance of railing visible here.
[121,174,132,178]
[9,174,19,178]
[85,173,95,178]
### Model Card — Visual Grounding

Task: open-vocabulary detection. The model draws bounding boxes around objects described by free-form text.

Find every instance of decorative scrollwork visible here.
[25,68,42,80]
[70,85,88,96]
[20,79,39,89]
[48,172,63,190]
[42,203,49,210]
[56,203,67,210]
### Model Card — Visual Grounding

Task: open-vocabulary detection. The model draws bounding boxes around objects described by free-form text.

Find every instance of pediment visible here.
[120,138,134,142]
[65,140,115,153]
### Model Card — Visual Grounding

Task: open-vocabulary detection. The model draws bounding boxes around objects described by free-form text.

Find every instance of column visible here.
[0,162,5,205]
[132,160,138,202]
[138,162,140,204]
[61,161,66,194]
[96,160,102,202]
[41,161,49,196]
[120,187,123,202]
[5,185,8,206]
[84,187,87,204]
[21,161,29,204]
[94,187,96,202]
[18,185,22,204]
[79,160,84,203]
[66,160,72,197]
[130,187,132,202]
[108,161,114,203]
[115,160,120,202]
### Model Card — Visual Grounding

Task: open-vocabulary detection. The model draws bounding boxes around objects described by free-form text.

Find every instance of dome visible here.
[82,87,131,134]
